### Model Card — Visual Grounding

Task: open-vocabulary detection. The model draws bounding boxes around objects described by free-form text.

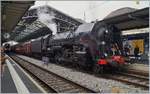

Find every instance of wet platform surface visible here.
[1,58,43,93]
[10,59,42,93]
[1,65,17,93]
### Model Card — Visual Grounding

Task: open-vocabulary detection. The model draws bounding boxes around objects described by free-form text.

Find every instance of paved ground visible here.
[125,63,149,73]
[1,65,17,93]
[10,59,42,93]
[1,58,43,93]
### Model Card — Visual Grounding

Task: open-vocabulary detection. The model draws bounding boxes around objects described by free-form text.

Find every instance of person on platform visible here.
[42,53,49,67]
[134,45,139,60]
[124,42,131,56]
[0,47,7,77]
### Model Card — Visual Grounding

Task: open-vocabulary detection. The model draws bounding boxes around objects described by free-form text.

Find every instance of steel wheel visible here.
[93,64,100,73]
[54,53,62,64]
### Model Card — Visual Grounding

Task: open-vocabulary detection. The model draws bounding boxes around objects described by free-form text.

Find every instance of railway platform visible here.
[1,63,17,93]
[1,57,45,93]
[124,63,149,73]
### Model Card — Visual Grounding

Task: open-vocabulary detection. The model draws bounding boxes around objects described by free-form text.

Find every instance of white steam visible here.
[37,7,57,35]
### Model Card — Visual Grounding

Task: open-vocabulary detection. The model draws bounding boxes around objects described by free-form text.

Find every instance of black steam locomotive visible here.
[12,22,125,73]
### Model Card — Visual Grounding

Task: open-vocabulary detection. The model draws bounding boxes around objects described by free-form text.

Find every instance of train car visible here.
[42,34,51,53]
[30,37,43,58]
[14,43,24,54]
[23,41,32,56]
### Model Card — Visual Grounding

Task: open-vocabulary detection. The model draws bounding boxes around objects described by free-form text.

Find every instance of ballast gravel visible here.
[17,55,149,93]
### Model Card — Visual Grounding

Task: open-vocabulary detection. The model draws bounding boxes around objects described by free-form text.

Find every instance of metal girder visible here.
[96,7,149,31]
[13,19,47,41]
[1,1,34,32]
[1,1,34,44]
[12,5,84,42]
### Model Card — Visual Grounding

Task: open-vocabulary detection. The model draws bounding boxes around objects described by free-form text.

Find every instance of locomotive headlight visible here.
[104,53,108,57]
[101,41,105,45]
[105,30,108,33]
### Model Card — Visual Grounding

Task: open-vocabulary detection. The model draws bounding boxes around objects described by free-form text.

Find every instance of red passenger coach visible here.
[23,42,32,55]
[15,44,24,54]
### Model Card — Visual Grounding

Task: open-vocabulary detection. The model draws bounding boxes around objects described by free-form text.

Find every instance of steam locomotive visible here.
[11,22,125,73]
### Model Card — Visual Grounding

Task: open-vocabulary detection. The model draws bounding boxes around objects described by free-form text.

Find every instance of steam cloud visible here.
[37,6,57,35]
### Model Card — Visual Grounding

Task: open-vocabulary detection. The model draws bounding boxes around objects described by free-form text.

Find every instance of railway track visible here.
[9,55,95,93]
[8,54,149,91]
[103,71,149,89]
[125,69,149,77]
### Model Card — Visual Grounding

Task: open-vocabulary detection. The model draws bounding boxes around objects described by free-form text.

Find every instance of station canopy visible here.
[1,1,34,32]
[13,7,149,43]
[9,5,84,42]
[2,3,149,44]
[97,7,149,31]
[1,1,34,43]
